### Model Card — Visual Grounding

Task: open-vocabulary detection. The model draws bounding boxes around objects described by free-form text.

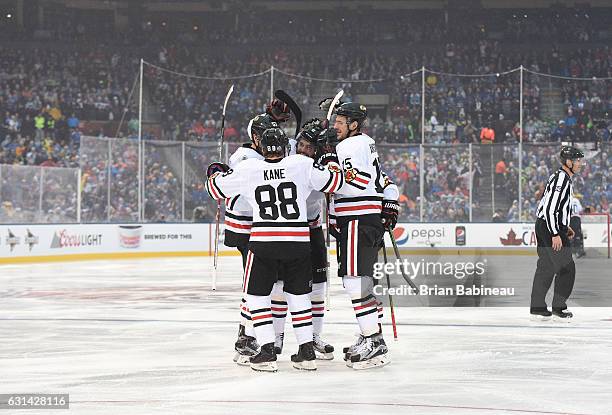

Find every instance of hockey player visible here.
[319,124,399,365]
[318,102,399,369]
[206,127,343,372]
[271,118,336,360]
[569,195,585,258]
[228,100,294,364]
[223,113,279,365]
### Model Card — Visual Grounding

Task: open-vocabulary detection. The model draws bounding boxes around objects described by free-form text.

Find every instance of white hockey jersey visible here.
[334,133,385,221]
[328,170,398,230]
[207,155,342,256]
[570,197,583,218]
[307,191,325,229]
[288,138,297,156]
[223,144,263,241]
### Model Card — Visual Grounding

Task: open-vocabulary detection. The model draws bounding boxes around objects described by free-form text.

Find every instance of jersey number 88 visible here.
[255,182,300,220]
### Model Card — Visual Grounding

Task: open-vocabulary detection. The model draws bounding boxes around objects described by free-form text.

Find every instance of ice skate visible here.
[250,343,278,372]
[530,308,552,321]
[349,336,390,370]
[291,341,317,371]
[552,308,573,322]
[274,332,284,355]
[313,334,334,360]
[233,326,259,366]
[343,334,366,365]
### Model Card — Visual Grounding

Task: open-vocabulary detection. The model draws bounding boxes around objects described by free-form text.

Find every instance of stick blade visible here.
[274,89,302,136]
[222,84,234,115]
[326,89,344,121]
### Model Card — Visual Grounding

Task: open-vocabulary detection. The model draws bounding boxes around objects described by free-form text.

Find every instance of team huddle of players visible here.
[206,97,400,372]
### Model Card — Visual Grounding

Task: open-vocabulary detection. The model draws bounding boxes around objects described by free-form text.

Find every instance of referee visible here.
[530,146,584,320]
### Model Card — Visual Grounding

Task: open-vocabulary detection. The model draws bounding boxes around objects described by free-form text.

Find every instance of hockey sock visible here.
[246,295,275,346]
[271,281,287,336]
[239,296,255,337]
[311,282,326,335]
[343,276,379,337]
[285,293,313,345]
[377,300,384,325]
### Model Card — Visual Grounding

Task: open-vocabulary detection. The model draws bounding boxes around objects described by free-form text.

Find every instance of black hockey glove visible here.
[266,98,291,122]
[329,224,341,240]
[206,162,230,178]
[318,97,344,113]
[381,200,399,230]
[317,127,339,148]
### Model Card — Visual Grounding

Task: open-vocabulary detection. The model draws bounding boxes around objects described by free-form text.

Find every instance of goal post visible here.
[580,213,611,259]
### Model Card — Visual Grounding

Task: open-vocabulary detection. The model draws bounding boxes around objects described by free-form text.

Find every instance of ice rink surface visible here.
[1,256,611,415]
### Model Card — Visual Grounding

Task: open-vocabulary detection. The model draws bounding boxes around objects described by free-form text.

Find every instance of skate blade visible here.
[234,353,252,366]
[351,354,391,370]
[315,351,334,360]
[553,315,573,323]
[530,314,551,322]
[250,361,278,372]
[292,360,317,371]
[344,352,352,366]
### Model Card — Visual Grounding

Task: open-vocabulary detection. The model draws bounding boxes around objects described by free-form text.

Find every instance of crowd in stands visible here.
[9,8,606,46]
[0,7,610,223]
[521,143,611,221]
[0,164,78,223]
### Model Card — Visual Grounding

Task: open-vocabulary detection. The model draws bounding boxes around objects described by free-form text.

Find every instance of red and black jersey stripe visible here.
[319,168,343,194]
[225,210,253,235]
[206,174,227,200]
[334,195,383,217]
[250,221,310,241]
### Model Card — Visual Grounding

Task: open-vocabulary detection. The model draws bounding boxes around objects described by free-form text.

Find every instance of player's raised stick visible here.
[323,89,344,308]
[274,89,302,137]
[382,240,398,340]
[212,84,234,290]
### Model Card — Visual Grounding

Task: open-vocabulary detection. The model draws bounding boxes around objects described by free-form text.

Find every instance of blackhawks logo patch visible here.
[345,168,357,182]
[327,164,341,174]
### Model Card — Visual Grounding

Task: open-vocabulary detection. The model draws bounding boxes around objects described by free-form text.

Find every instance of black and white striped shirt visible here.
[536,168,573,236]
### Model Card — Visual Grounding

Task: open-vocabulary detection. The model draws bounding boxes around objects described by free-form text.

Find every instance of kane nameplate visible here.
[263,169,286,180]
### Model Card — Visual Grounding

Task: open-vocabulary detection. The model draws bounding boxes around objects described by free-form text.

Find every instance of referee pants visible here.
[530,218,576,311]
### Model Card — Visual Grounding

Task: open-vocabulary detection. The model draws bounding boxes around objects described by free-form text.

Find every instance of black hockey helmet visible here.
[260,127,288,157]
[248,114,279,143]
[560,145,584,161]
[335,102,368,125]
[297,118,325,145]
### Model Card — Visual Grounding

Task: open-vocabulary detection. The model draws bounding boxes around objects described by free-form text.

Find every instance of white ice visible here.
[1,257,611,415]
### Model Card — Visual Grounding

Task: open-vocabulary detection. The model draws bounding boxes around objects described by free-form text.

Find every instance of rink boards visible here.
[0,222,608,264]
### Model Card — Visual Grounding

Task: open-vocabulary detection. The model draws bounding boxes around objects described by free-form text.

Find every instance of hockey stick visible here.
[274,89,302,137]
[212,84,235,291]
[323,90,344,309]
[326,89,344,122]
[382,240,398,340]
[387,229,420,294]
